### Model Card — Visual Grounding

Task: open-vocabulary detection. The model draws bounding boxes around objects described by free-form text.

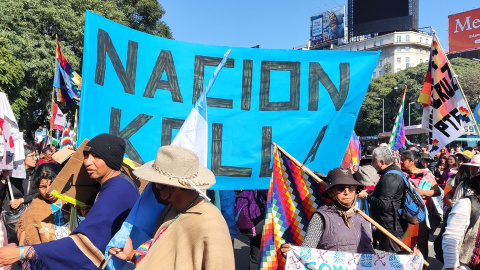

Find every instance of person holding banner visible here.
[281,167,375,256]
[0,133,139,269]
[0,145,39,245]
[109,145,235,269]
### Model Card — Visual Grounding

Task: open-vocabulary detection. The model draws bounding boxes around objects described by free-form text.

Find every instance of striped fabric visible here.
[69,234,105,267]
[259,146,326,270]
[60,126,74,150]
[389,86,407,151]
[53,39,81,103]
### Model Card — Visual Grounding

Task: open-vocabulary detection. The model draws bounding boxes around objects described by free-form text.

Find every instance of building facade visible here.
[323,31,433,78]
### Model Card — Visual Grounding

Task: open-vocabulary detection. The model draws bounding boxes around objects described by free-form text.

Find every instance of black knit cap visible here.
[84,133,125,171]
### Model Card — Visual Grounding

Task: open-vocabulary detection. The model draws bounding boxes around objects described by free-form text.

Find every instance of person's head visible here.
[324,167,363,209]
[133,145,216,211]
[34,163,62,202]
[467,174,480,197]
[454,165,471,187]
[42,147,53,161]
[400,150,418,171]
[360,145,375,166]
[455,150,473,168]
[24,145,37,169]
[447,155,457,168]
[463,154,480,177]
[371,147,394,172]
[419,143,428,153]
[455,144,462,153]
[83,133,126,184]
[438,153,448,165]
[419,153,433,169]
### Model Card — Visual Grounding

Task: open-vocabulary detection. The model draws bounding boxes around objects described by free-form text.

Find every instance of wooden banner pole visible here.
[272,142,428,266]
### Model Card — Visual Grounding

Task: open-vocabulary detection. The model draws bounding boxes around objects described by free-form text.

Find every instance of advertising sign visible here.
[448,8,480,53]
[310,5,345,45]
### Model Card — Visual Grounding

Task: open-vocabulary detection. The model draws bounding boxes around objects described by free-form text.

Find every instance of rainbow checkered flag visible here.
[388,86,407,151]
[259,146,327,270]
[53,38,82,103]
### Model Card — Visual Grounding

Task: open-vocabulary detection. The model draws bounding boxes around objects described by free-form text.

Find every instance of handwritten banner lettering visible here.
[79,11,379,190]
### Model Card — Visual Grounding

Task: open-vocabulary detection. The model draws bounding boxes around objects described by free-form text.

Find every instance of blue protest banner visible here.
[79,11,379,190]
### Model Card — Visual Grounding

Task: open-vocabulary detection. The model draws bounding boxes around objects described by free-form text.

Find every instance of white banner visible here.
[421,37,472,157]
[285,246,423,270]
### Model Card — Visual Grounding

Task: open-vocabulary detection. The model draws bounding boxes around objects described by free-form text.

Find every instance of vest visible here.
[459,197,480,269]
[316,205,375,254]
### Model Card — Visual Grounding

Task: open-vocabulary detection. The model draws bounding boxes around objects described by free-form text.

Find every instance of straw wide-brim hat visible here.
[133,145,216,190]
[462,154,480,167]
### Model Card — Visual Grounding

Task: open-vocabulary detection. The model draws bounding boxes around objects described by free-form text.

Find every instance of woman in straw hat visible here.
[109,145,234,269]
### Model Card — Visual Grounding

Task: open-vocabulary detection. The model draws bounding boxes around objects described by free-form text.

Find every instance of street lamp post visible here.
[408,101,415,126]
[374,97,385,133]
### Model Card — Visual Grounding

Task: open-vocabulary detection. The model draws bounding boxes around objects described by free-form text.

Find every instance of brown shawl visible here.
[15,196,70,245]
[136,202,235,270]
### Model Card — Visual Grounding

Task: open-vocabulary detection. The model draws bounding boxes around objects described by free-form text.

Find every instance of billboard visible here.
[311,5,345,45]
[350,0,418,37]
[448,8,480,53]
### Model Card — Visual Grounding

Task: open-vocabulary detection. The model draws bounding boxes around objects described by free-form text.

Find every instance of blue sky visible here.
[161,0,479,52]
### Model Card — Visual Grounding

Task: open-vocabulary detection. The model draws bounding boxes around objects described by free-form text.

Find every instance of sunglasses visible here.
[334,185,357,192]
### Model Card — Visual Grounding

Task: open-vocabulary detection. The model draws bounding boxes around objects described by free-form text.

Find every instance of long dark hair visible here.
[33,163,62,189]
[455,165,471,187]
[437,153,448,167]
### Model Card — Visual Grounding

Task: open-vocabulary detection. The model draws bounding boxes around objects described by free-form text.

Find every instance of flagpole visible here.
[388,85,407,150]
[272,142,428,266]
[50,35,59,148]
[433,30,480,138]
[272,143,325,186]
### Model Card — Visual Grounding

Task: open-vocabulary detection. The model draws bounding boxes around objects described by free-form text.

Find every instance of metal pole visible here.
[382,99,385,133]
[409,102,411,126]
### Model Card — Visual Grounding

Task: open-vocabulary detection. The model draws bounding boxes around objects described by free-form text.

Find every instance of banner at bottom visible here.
[285,246,423,270]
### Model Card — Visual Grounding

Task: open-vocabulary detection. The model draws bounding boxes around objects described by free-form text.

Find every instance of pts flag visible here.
[418,36,472,156]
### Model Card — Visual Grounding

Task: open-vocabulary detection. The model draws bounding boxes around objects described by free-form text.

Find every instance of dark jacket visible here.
[366,163,408,237]
[0,168,38,211]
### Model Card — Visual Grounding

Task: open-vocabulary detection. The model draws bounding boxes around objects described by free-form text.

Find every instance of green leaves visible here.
[355,59,480,139]
[0,0,172,142]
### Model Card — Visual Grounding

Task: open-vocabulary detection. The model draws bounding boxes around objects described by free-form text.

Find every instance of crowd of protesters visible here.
[1,134,480,269]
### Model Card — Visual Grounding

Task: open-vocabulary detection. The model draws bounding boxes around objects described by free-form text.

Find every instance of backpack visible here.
[235,190,267,237]
[385,170,426,224]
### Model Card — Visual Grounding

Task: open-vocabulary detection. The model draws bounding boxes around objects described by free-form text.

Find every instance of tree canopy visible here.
[0,0,171,141]
[355,58,480,138]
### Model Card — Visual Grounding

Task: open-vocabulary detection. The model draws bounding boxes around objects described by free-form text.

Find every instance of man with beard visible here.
[281,167,375,255]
